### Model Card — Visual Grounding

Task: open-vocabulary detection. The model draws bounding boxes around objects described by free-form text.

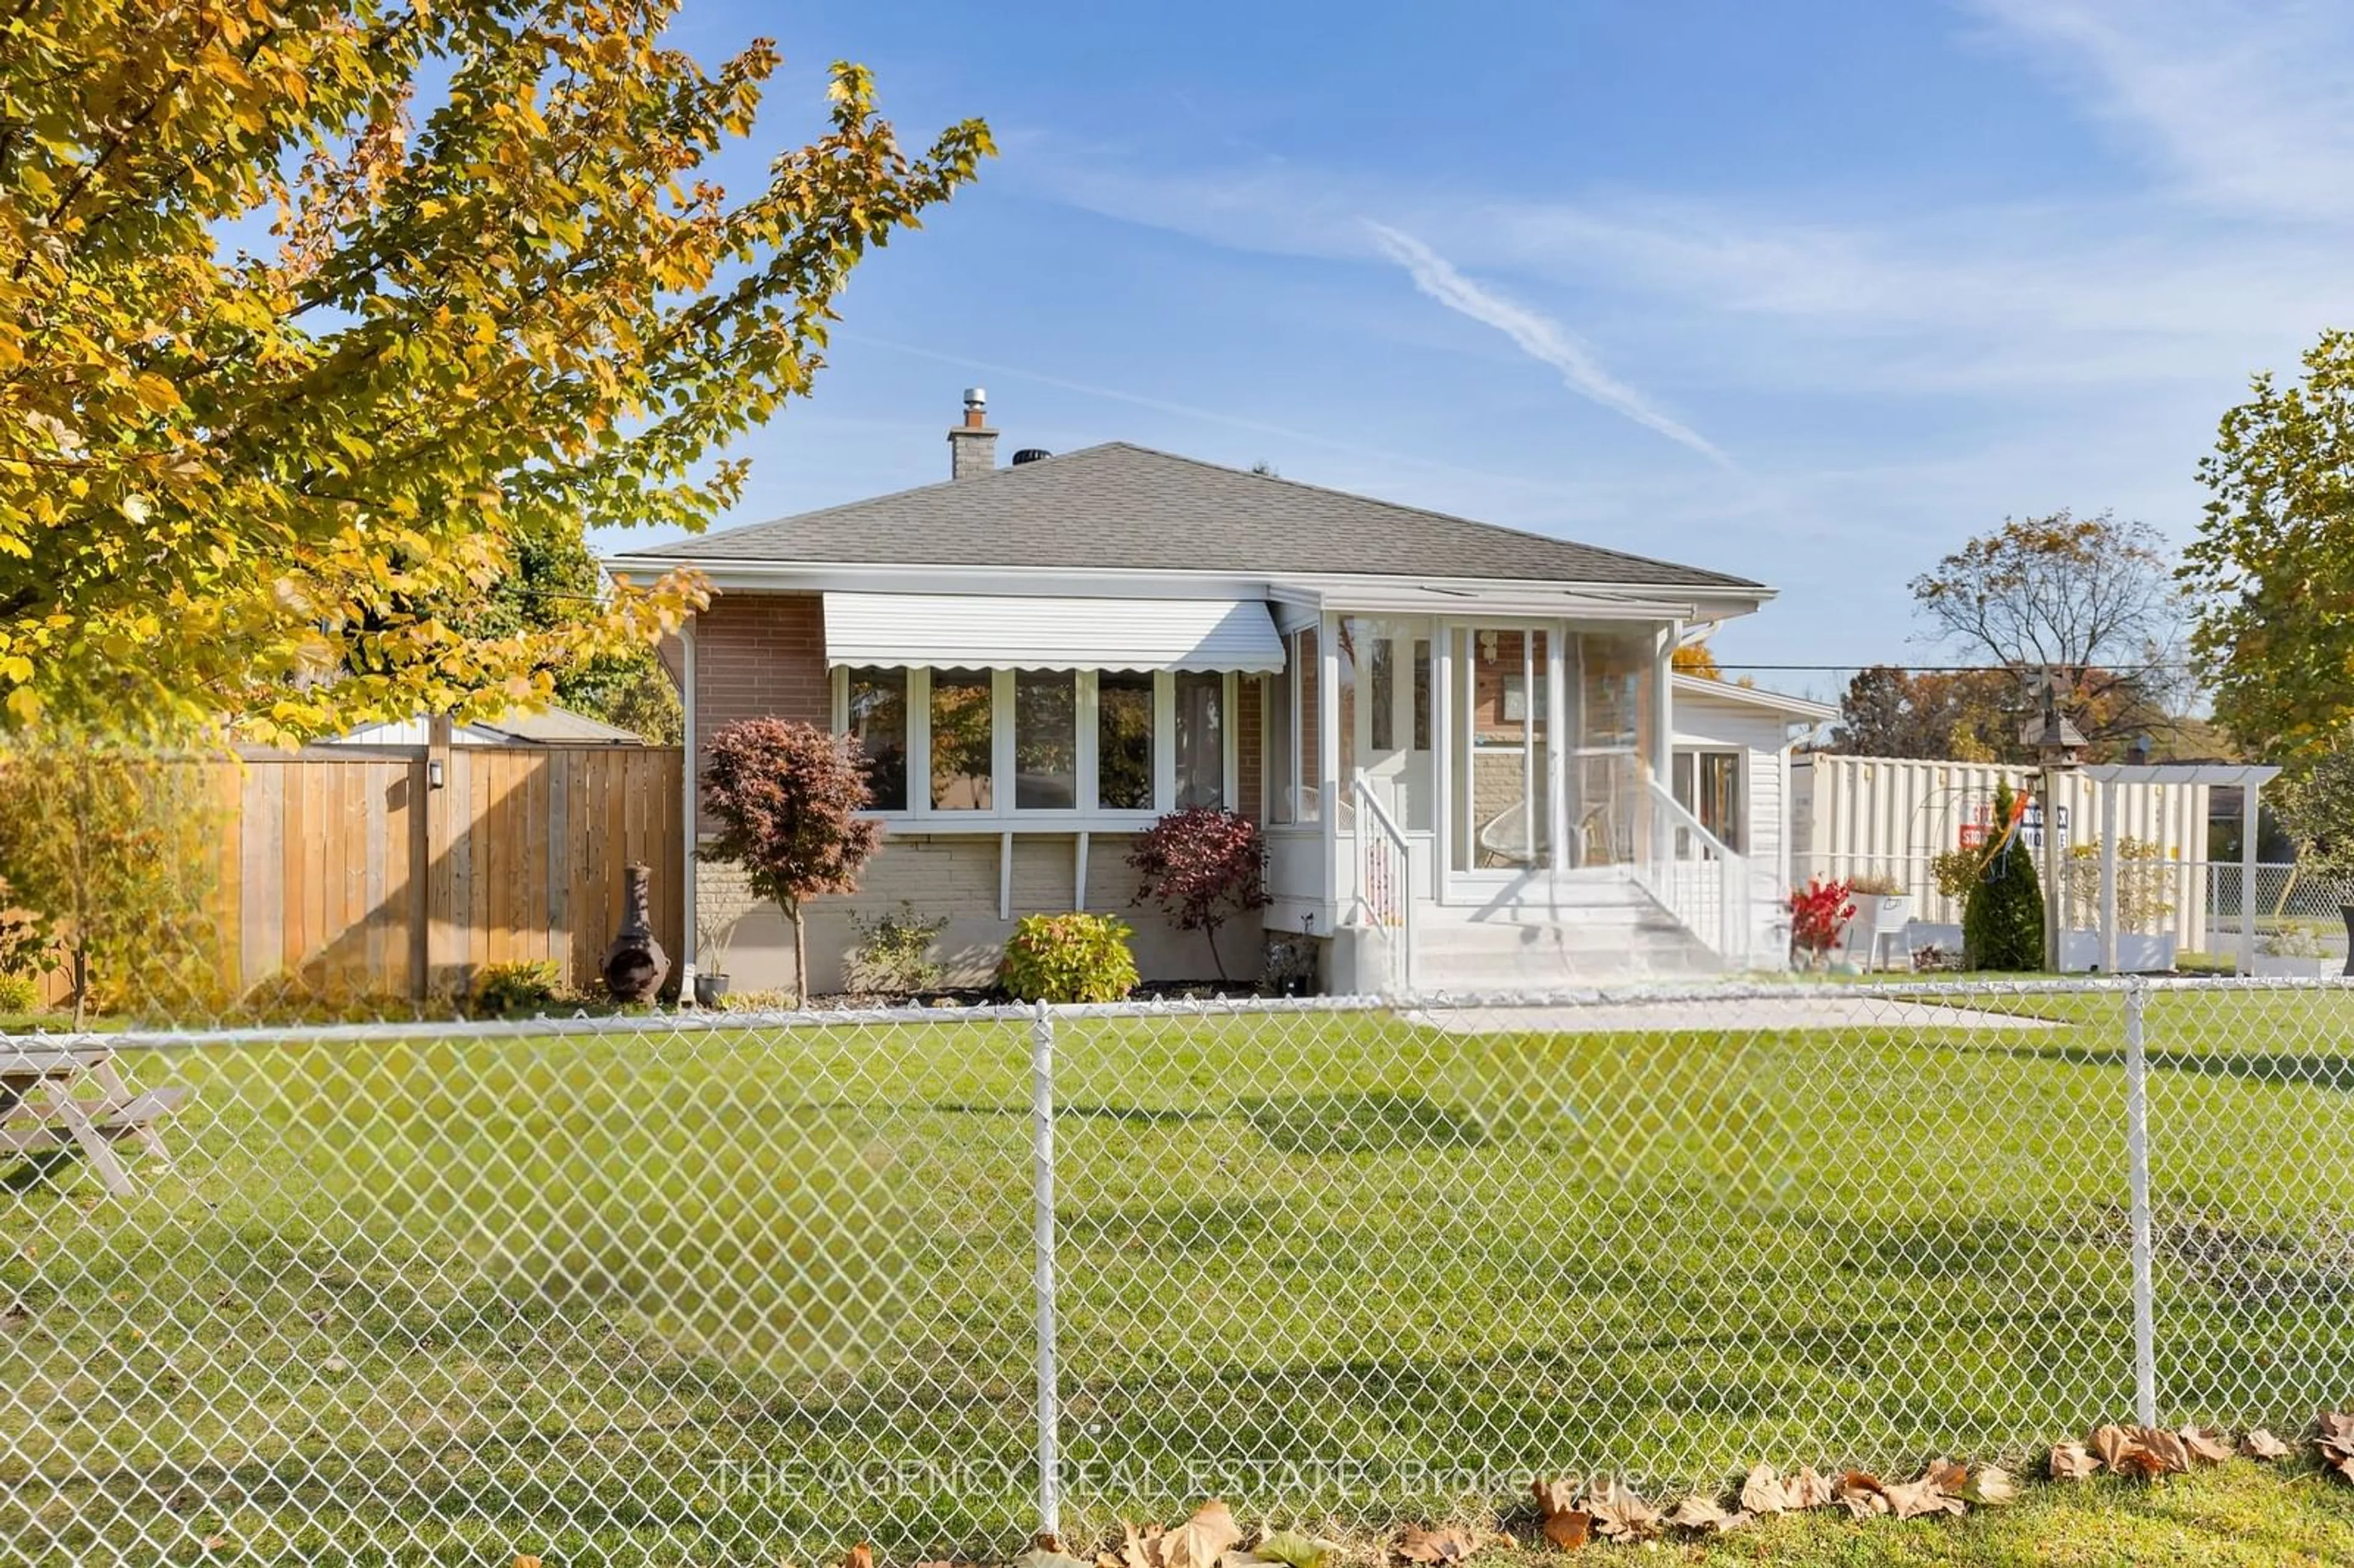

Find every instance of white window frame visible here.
[832,666,1238,831]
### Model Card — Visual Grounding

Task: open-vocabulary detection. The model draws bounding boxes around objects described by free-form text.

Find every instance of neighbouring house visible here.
[608,390,1825,994]
[327,706,646,747]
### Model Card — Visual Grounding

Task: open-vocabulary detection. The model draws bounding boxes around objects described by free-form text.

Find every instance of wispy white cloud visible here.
[1967,0,2354,223]
[1361,221,1732,466]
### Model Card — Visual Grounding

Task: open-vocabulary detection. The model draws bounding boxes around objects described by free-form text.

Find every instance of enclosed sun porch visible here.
[1259,599,1768,992]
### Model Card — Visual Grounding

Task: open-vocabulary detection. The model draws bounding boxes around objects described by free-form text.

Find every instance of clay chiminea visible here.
[603,862,671,1003]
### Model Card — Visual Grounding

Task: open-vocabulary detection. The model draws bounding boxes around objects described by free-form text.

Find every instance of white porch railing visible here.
[1634,771,1751,969]
[1348,769,1414,993]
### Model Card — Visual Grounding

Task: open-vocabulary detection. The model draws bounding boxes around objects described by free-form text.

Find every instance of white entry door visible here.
[1344,618,1432,831]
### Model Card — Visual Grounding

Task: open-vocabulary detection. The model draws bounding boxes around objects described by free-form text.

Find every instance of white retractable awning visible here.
[821,593,1286,673]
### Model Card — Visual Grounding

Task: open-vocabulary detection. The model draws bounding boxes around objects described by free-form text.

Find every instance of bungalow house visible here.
[610,392,1830,995]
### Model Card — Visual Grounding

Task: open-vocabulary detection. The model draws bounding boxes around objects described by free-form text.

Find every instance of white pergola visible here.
[2080,763,2282,973]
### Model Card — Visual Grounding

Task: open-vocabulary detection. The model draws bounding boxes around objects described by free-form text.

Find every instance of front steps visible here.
[1404,875,1723,990]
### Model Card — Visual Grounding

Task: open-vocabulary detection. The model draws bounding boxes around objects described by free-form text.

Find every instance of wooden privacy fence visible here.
[86,744,684,1005]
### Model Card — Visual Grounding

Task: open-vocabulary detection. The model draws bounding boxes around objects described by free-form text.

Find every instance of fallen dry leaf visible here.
[1529,1477,1589,1551]
[1160,1502,1242,1568]
[511,1558,541,1568]
[1394,1524,1477,1565]
[1787,1466,1840,1509]
[201,1540,232,1556]
[2137,1427,2193,1475]
[1920,1458,1968,1494]
[2241,1428,2291,1461]
[845,1549,874,1568]
[2317,1415,2354,1483]
[1739,1464,1789,1517]
[1250,1530,1339,1568]
[1666,1494,1749,1534]
[1016,1551,1092,1568]
[2049,1443,2098,1482]
[1585,1478,1661,1543]
[1834,1471,1889,1520]
[2179,1426,2233,1464]
[1963,1466,2017,1507]
[1120,1523,1161,1568]
[2089,1425,2134,1473]
[1881,1479,1965,1521]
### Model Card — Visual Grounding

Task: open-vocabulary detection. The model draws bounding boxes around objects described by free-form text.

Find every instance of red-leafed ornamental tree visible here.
[1128,806,1269,983]
[699,718,883,1004]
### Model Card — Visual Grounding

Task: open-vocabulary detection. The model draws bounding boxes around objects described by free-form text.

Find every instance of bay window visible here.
[834,666,1238,821]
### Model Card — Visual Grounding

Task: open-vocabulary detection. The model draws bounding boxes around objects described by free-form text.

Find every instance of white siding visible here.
[1673,692,1800,968]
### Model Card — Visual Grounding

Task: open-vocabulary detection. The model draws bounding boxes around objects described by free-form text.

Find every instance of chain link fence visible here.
[6,979,2354,1564]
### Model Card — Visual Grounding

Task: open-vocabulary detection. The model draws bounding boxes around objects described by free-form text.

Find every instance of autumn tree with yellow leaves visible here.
[0,1,989,741]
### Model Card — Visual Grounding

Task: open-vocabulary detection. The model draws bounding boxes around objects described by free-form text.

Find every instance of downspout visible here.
[678,617,698,1004]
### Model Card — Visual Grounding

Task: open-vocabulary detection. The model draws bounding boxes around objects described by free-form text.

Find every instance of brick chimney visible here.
[947,386,997,480]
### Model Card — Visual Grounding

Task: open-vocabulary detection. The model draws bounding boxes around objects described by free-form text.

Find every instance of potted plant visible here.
[2271,748,2354,977]
[691,869,761,1008]
[1841,872,1911,970]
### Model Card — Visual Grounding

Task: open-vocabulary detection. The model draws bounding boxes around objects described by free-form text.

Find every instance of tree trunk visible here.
[1205,920,1228,983]
[789,899,807,1007]
[70,945,86,1031]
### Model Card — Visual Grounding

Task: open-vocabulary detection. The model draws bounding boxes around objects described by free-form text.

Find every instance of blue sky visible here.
[598,0,2354,697]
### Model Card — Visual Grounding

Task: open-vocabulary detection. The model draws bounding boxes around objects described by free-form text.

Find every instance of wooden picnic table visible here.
[0,1045,188,1196]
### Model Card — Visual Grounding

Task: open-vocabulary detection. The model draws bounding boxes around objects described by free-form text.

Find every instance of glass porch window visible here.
[928,668,994,810]
[1572,633,1649,866]
[1451,626,1550,872]
[1095,671,1154,810]
[844,666,908,811]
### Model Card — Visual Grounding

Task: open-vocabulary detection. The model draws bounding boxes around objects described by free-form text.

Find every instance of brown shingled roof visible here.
[627,442,1761,591]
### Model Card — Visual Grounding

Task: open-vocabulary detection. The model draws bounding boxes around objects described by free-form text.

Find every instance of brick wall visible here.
[691,590,827,831]
[1238,674,1263,824]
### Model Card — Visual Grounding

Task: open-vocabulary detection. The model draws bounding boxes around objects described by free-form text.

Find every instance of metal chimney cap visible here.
[962,386,986,408]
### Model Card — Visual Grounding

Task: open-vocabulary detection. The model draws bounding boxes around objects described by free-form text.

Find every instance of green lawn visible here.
[5,986,2354,1564]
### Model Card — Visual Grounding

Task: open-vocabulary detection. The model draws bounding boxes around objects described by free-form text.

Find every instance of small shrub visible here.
[1847,872,1904,897]
[1129,807,1268,981]
[844,902,948,995]
[999,913,1138,1003]
[0,972,39,1013]
[2262,923,2330,959]
[469,959,567,1018]
[1931,848,1984,902]
[1788,878,1854,962]
[1964,781,2045,971]
[716,988,802,1013]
